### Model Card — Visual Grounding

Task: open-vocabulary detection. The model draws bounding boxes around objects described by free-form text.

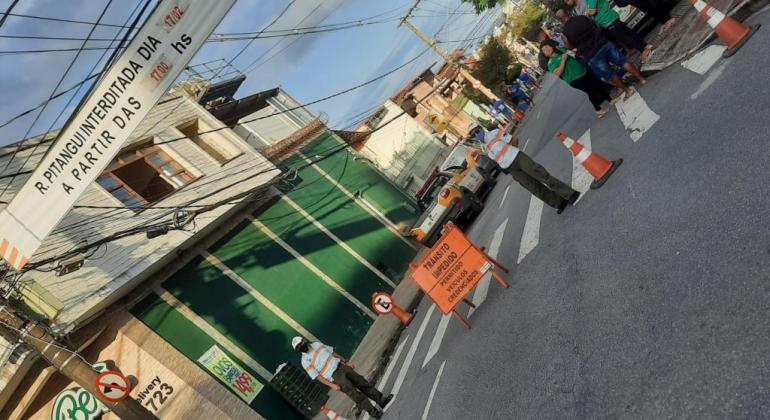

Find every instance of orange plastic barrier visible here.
[410,224,509,328]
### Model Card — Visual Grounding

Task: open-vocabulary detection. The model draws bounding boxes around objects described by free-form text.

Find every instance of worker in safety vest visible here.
[293,336,393,418]
[466,123,580,213]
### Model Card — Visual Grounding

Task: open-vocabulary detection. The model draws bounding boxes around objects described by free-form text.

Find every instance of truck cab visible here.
[409,143,498,246]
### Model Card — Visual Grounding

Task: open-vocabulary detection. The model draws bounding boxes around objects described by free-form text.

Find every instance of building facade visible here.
[0,80,420,419]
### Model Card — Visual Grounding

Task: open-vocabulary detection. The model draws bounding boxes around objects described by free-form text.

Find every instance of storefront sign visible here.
[198,345,263,404]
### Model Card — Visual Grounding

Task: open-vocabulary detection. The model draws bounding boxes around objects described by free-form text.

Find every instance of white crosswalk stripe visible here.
[421,361,447,420]
[469,218,508,316]
[391,305,435,397]
[518,196,544,263]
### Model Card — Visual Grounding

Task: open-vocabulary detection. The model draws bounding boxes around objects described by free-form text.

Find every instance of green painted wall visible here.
[131,132,419,419]
[131,292,302,420]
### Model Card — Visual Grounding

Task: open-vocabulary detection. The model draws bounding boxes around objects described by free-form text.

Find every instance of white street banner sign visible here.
[0,0,236,270]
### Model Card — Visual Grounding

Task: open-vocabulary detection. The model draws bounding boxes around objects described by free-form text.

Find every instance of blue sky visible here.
[0,0,500,145]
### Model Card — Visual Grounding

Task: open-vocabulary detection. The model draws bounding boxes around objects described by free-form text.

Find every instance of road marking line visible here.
[517,196,543,264]
[571,130,594,205]
[521,138,531,151]
[422,314,451,369]
[277,191,396,287]
[420,360,447,420]
[298,152,417,250]
[391,305,435,397]
[469,217,508,317]
[203,252,323,340]
[614,91,660,142]
[155,287,274,382]
[498,185,510,209]
[681,45,726,74]
[690,60,728,100]
[360,336,410,419]
[378,334,409,390]
[246,216,378,318]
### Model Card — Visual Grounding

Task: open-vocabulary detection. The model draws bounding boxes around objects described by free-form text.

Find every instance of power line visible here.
[1,46,434,251]
[0,0,21,29]
[24,73,452,271]
[239,0,331,75]
[0,0,118,199]
[222,0,297,77]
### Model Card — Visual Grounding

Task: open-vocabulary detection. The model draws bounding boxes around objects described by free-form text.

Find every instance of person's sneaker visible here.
[379,394,394,409]
[568,191,581,206]
[368,408,384,419]
[557,199,569,214]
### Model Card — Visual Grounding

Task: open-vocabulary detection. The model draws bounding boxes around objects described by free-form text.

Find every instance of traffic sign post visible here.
[410,223,509,329]
[371,292,412,325]
[95,371,132,403]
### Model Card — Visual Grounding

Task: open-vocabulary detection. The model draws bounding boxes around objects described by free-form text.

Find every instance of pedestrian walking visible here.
[562,15,647,99]
[540,38,613,117]
[293,337,393,419]
[467,124,579,213]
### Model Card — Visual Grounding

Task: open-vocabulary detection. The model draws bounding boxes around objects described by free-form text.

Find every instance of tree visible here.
[471,37,512,91]
[510,2,547,41]
[505,63,523,84]
[462,0,501,13]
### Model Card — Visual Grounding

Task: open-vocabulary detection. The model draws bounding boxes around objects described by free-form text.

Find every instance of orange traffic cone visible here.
[556,132,623,189]
[689,0,760,57]
[321,406,348,420]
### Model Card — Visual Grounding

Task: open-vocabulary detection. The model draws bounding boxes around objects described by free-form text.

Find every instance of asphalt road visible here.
[372,9,770,420]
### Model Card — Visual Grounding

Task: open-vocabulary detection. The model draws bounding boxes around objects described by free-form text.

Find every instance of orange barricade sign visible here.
[411,224,509,328]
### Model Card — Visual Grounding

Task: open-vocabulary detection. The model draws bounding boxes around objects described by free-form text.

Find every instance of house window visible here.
[178,119,240,164]
[97,143,196,209]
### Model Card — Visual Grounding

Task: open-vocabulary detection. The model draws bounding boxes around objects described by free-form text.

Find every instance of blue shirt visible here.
[482,128,519,169]
[301,342,340,381]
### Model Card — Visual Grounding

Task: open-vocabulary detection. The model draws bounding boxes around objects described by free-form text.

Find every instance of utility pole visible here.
[399,0,500,102]
[0,303,156,419]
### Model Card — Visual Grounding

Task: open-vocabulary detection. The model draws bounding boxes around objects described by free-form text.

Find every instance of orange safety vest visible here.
[486,134,515,164]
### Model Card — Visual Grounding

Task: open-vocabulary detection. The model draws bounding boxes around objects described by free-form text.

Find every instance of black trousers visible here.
[569,72,612,111]
[332,364,384,414]
[606,20,647,52]
[628,0,672,24]
[504,153,576,209]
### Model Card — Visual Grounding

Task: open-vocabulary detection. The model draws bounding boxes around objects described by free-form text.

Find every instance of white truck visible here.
[409,143,498,246]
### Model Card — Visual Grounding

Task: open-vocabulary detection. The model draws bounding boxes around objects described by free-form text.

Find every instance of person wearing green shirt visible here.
[584,0,654,59]
[541,38,612,117]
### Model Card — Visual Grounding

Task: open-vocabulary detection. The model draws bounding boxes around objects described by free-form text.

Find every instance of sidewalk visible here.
[314,246,429,420]
[643,0,767,71]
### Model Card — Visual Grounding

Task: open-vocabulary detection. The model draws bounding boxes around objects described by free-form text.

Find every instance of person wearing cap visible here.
[466,125,579,213]
[292,336,392,419]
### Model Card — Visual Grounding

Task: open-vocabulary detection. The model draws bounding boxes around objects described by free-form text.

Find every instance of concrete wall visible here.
[358,101,448,196]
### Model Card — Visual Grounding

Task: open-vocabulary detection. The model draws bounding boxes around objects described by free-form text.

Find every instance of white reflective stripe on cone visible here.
[707,8,725,27]
[575,148,592,164]
[562,137,575,148]
[694,0,707,11]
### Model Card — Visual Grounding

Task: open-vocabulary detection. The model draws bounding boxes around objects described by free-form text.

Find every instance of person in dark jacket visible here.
[562,15,646,99]
[540,38,614,117]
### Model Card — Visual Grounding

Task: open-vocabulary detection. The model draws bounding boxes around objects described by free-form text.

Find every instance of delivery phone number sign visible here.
[0,0,236,270]
[411,224,492,315]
